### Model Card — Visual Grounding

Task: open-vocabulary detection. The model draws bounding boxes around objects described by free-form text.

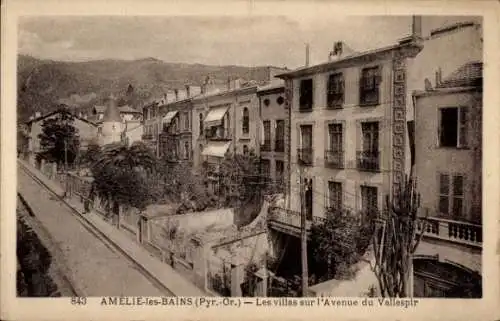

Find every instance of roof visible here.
[257,82,285,94]
[437,61,483,88]
[192,85,258,102]
[118,105,142,114]
[102,97,122,122]
[25,109,98,127]
[276,39,422,79]
[201,141,232,158]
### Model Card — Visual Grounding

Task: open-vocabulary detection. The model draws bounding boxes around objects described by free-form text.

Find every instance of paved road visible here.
[18,168,166,297]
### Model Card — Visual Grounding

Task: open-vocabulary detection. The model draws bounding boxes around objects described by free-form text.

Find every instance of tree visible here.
[371,175,427,298]
[78,141,101,168]
[37,110,80,168]
[89,141,159,214]
[218,151,262,207]
[309,207,375,283]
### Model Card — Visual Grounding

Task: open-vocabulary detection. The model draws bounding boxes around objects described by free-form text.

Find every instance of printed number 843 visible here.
[71,297,87,305]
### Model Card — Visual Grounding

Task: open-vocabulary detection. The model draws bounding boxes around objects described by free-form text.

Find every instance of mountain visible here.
[17,55,284,122]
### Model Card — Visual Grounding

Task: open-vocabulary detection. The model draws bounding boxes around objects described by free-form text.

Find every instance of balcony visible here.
[417,217,482,248]
[324,150,344,169]
[261,140,271,152]
[205,127,232,141]
[356,150,380,172]
[275,139,285,152]
[297,148,314,166]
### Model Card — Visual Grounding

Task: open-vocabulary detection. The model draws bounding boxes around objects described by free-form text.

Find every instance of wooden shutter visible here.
[452,175,464,218]
[439,174,450,215]
[459,107,469,148]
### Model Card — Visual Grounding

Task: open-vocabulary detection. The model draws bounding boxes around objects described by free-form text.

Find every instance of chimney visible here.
[174,89,179,101]
[305,43,310,67]
[163,93,167,102]
[35,112,41,118]
[186,85,191,98]
[412,16,422,39]
[29,116,34,121]
[435,67,442,86]
[78,112,83,118]
[227,77,231,90]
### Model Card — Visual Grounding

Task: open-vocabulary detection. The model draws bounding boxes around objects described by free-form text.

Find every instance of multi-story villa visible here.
[158,85,201,165]
[257,82,287,191]
[411,61,482,297]
[191,68,286,193]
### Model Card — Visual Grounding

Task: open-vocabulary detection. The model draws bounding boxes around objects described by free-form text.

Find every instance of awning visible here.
[162,111,178,125]
[203,106,229,127]
[201,141,232,158]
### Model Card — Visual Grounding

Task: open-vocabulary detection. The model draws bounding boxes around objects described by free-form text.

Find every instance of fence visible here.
[206,256,232,296]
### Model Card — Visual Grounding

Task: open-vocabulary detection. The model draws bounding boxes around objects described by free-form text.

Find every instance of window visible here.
[358,122,380,171]
[439,107,468,148]
[361,185,378,213]
[262,120,271,151]
[328,181,342,211]
[243,145,249,155]
[299,79,313,111]
[299,125,313,165]
[242,108,249,134]
[275,160,284,185]
[275,120,285,152]
[263,99,270,107]
[326,123,344,168]
[361,122,379,152]
[277,96,284,105]
[328,123,343,151]
[184,112,190,131]
[439,173,465,218]
[360,66,381,105]
[327,73,344,108]
[199,113,204,134]
[300,125,313,149]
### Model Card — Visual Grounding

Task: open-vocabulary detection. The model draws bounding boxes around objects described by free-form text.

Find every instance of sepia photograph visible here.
[3,1,499,320]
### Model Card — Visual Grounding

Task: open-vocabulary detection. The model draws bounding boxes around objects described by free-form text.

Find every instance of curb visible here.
[19,162,180,296]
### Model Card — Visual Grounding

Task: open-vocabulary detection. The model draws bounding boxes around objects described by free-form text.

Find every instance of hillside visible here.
[17,55,282,122]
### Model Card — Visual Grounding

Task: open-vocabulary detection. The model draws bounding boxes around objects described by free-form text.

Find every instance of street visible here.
[17,168,168,297]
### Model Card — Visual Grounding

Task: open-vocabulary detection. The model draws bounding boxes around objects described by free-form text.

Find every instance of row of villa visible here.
[22,16,483,298]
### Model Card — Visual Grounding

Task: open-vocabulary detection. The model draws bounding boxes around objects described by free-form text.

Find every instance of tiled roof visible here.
[438,61,483,88]
[118,105,142,113]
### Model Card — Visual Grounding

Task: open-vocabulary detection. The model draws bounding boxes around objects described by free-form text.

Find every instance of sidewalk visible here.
[18,159,208,297]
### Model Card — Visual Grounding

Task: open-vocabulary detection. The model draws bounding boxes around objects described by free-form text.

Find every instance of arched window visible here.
[199,113,204,133]
[242,107,249,134]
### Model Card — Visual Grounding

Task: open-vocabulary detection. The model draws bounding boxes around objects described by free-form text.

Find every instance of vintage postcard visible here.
[1,0,499,320]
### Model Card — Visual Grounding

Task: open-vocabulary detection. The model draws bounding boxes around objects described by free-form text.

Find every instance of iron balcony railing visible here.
[324,150,344,169]
[297,148,314,165]
[356,150,380,172]
[205,127,232,141]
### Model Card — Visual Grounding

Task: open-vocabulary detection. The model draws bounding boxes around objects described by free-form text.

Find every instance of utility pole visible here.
[298,166,308,297]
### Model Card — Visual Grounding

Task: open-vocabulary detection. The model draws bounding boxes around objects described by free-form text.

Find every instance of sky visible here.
[18,15,481,69]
